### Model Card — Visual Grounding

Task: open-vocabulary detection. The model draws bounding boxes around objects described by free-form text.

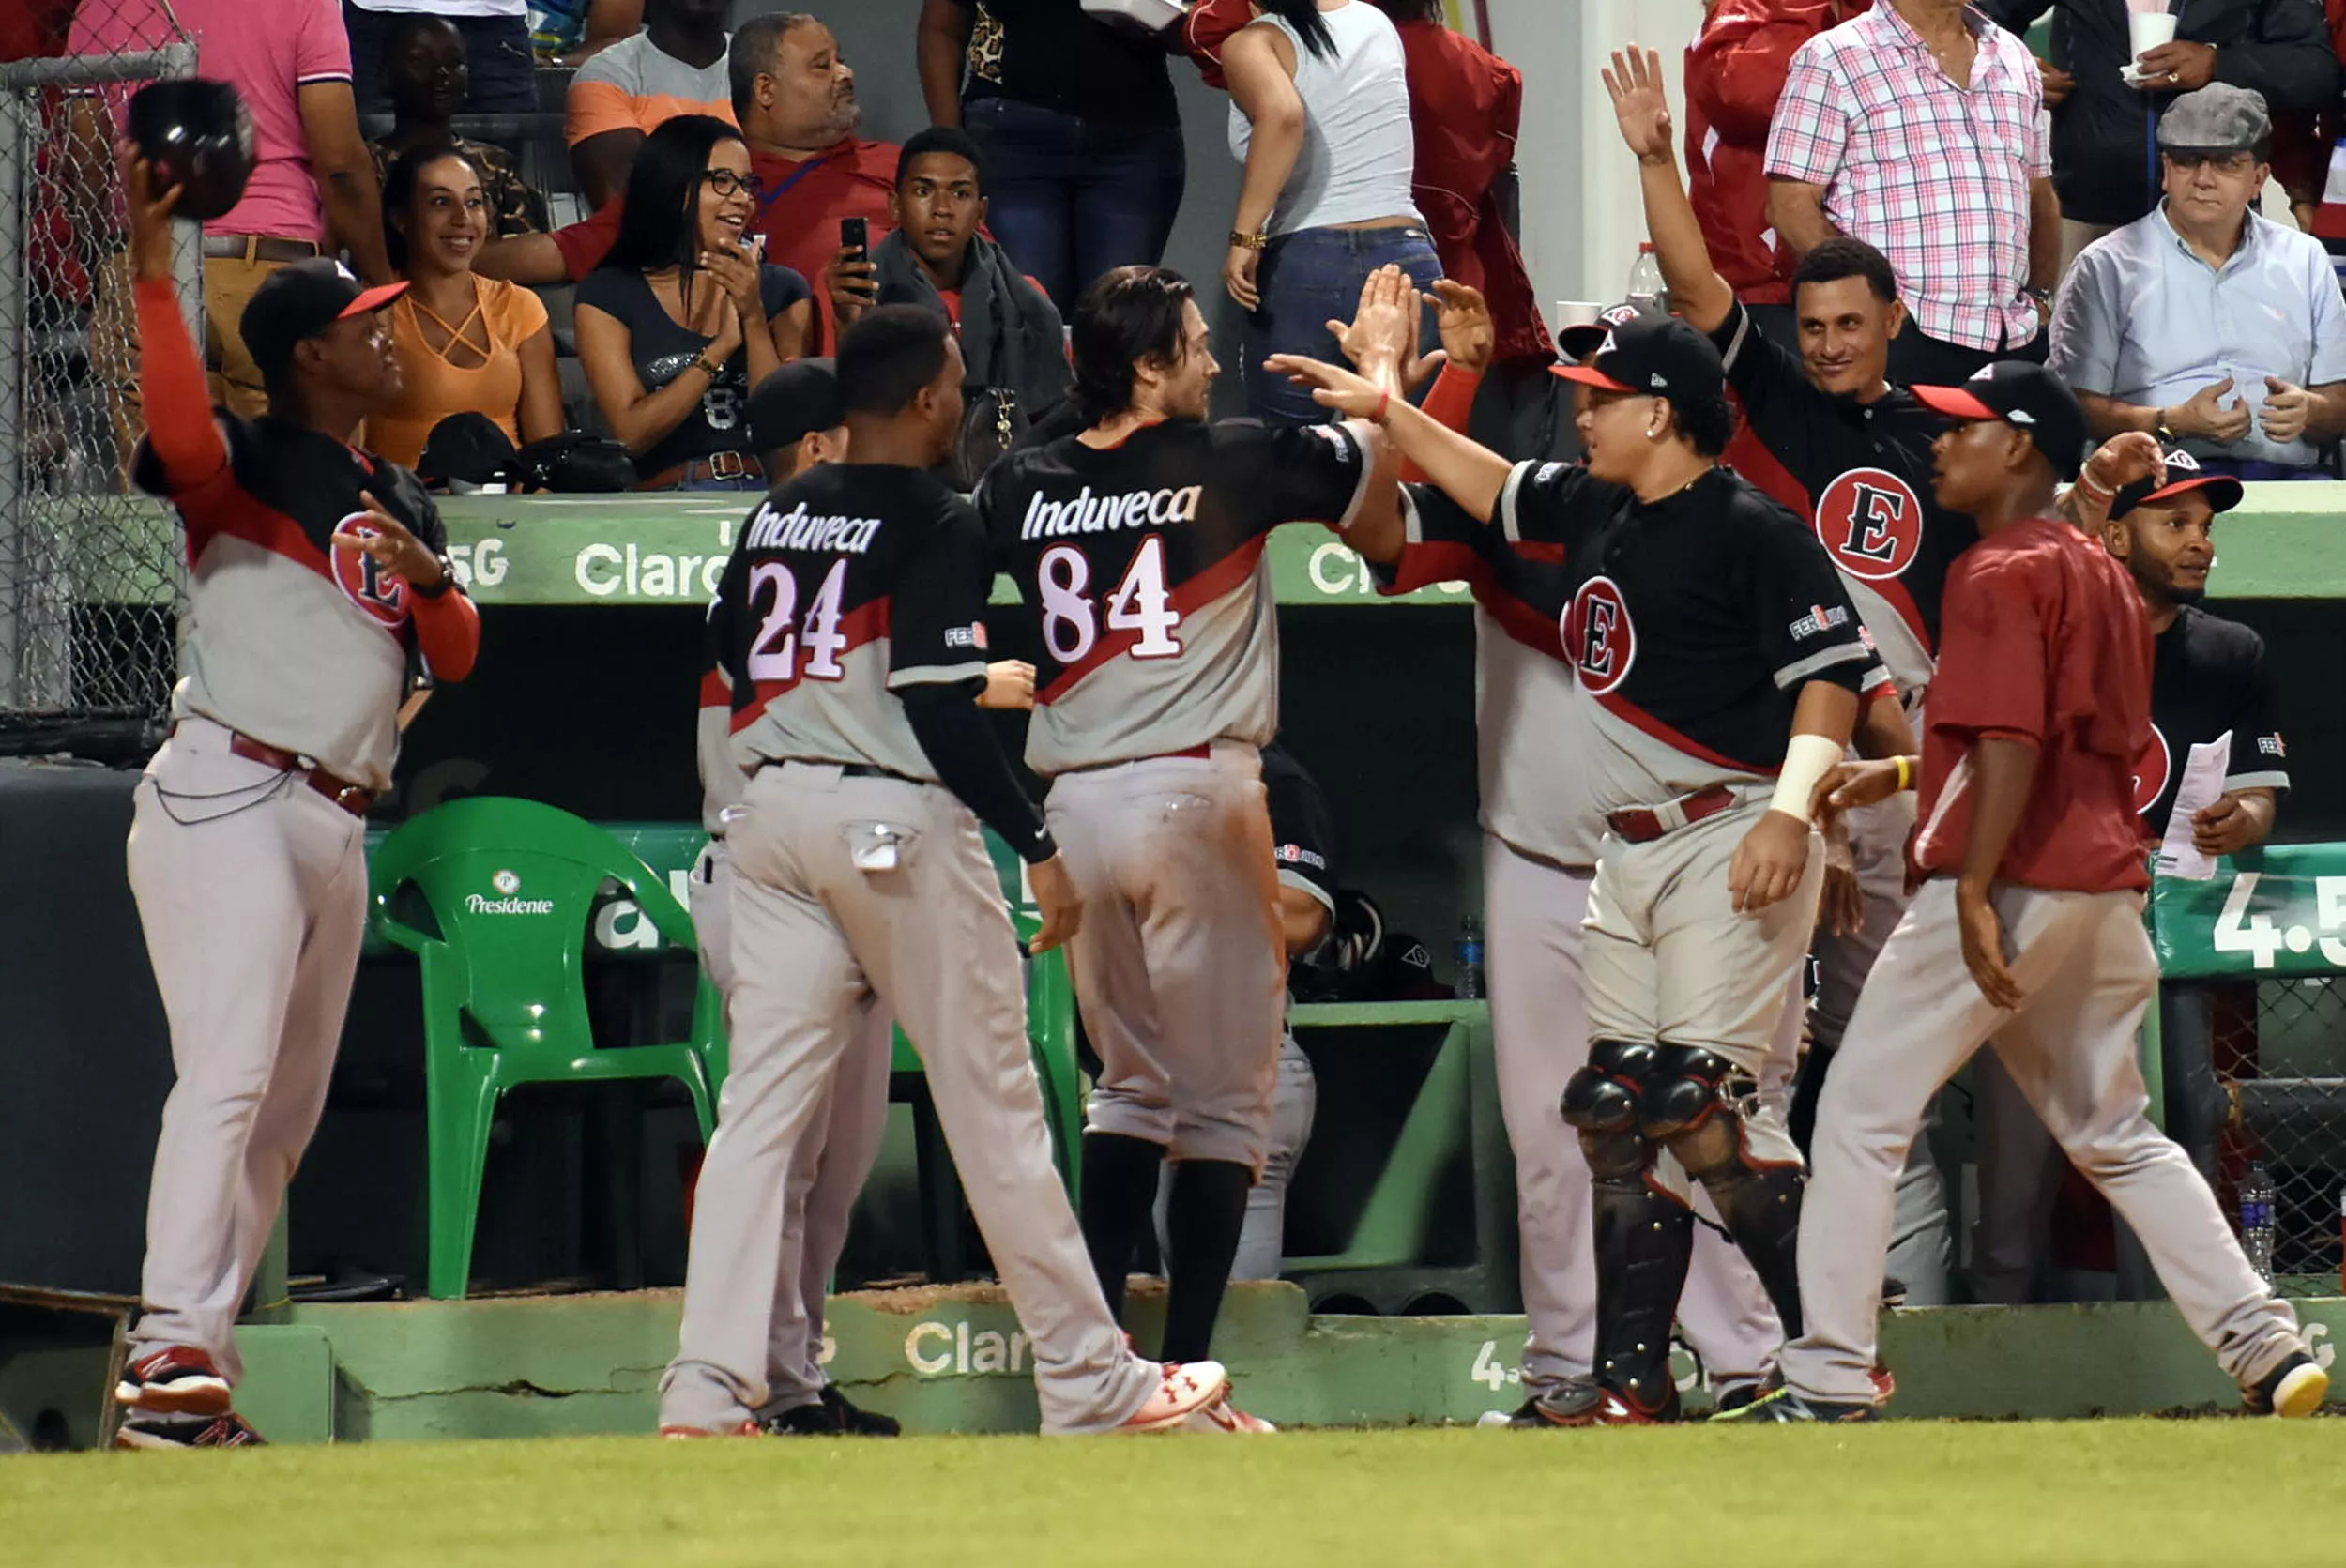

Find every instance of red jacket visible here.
[1186,0,1551,364]
[1684,0,1866,306]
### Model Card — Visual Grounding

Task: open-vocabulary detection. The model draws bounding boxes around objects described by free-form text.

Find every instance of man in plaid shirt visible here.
[1765,0,2061,385]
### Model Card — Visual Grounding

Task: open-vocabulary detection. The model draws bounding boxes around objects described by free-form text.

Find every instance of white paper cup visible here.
[2129,11,2177,64]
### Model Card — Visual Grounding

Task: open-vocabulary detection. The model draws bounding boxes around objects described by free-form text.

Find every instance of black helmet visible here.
[127,78,255,223]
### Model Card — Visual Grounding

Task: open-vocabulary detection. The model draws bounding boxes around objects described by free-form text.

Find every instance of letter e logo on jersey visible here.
[330,512,411,626]
[1815,468,1922,582]
[1563,575,1637,695]
[2132,723,2171,816]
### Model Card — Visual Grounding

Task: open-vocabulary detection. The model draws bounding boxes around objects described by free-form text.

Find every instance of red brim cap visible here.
[2135,473,2246,512]
[1551,362,1638,394]
[341,280,411,317]
[1911,384,2002,421]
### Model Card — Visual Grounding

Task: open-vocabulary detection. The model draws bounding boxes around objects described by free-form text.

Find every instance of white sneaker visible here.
[1116,1360,1230,1433]
[1190,1392,1277,1433]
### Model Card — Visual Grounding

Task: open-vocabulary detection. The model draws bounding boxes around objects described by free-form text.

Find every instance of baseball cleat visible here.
[1479,1398,1542,1428]
[1712,1378,1769,1415]
[2245,1351,2329,1419]
[115,1410,266,1450]
[1116,1360,1230,1433]
[761,1386,904,1437]
[1712,1386,1876,1423]
[114,1347,232,1417]
[1192,1391,1277,1433]
[659,1420,762,1439]
[1528,1378,1679,1427]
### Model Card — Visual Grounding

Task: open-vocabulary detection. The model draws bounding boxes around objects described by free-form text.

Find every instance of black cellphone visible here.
[840,217,868,260]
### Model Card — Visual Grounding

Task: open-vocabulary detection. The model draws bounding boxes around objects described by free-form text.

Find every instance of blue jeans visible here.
[961,96,1186,314]
[345,6,539,118]
[1244,225,1442,425]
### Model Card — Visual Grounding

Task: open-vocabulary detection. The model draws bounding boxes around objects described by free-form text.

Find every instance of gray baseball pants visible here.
[688,836,893,1412]
[661,762,1158,1434]
[125,716,368,1383]
[1784,880,2307,1404]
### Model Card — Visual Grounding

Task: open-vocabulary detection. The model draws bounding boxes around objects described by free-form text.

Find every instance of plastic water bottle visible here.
[1454,916,1485,1000]
[1626,242,1667,314]
[2241,1164,2277,1283]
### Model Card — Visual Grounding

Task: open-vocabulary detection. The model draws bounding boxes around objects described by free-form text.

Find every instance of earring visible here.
[1646,426,1662,440]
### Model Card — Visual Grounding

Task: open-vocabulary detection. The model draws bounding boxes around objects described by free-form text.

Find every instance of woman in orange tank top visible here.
[373,147,566,471]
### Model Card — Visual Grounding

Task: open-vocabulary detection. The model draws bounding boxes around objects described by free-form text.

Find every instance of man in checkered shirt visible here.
[1764,0,2061,387]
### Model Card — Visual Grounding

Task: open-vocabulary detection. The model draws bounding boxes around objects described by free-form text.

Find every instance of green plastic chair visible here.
[369,798,724,1300]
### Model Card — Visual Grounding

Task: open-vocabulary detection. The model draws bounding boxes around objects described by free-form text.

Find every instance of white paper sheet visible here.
[2155,731,2233,881]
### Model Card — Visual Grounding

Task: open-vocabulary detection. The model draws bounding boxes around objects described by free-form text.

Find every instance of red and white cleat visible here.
[1116,1360,1230,1433]
[114,1347,233,1418]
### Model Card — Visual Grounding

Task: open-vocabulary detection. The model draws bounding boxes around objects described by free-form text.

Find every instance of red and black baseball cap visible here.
[2110,445,2245,519]
[1557,299,1667,361]
[239,258,409,383]
[1552,314,1726,409]
[1912,360,2089,480]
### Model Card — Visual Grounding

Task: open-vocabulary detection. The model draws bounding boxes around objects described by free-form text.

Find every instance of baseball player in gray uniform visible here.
[976,266,1401,1428]
[1743,384,2323,1422]
[689,361,1044,1434]
[1335,276,1793,1418]
[112,160,480,1449]
[663,306,1234,1439]
[1275,314,1873,1426]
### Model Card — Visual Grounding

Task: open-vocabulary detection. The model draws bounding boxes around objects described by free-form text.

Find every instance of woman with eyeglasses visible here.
[575,114,815,490]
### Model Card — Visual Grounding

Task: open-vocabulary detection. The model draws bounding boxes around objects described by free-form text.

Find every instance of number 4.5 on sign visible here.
[2213,872,2346,970]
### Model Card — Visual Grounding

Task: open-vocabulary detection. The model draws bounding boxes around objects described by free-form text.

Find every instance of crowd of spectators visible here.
[28,0,2346,487]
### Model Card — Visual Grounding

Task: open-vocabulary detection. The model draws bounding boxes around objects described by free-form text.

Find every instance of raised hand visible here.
[1259,353,1389,420]
[117,143,184,283]
[1428,280,1496,379]
[1604,45,1675,164]
[1329,264,1420,374]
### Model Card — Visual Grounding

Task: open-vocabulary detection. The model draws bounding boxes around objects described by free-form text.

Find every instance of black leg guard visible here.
[1644,1043,1807,1339]
[1589,1170,1695,1417]
[1565,1042,1691,1420]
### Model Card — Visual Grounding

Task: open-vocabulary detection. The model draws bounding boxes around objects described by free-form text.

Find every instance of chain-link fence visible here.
[2,9,200,762]
[2207,976,2346,1297]
[2165,972,2346,1300]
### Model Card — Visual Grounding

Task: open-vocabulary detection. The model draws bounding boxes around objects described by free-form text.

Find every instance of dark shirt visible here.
[575,263,809,478]
[952,0,1181,126]
[2135,602,2290,834]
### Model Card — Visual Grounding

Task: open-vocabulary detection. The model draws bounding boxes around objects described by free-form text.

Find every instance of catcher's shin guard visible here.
[1646,1043,1806,1337]
[1590,1174,1694,1417]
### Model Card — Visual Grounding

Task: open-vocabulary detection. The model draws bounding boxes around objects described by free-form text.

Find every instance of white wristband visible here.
[1771,732,1845,824]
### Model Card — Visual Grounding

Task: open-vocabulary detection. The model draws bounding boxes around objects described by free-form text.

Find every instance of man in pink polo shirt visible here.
[71,0,392,418]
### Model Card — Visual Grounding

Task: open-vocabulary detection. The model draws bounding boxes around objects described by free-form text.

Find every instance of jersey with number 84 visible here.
[979,419,1372,774]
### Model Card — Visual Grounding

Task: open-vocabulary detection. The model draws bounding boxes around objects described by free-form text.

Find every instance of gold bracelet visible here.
[1228,228,1270,251]
[1894,754,1915,792]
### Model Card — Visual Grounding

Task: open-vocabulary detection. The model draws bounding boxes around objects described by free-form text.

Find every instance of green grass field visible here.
[6,1423,2345,1567]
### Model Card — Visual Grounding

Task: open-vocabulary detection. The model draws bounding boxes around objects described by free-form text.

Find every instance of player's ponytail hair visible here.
[1071,266,1197,427]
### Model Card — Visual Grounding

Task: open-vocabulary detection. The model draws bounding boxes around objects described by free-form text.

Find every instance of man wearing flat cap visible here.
[2049,82,2346,480]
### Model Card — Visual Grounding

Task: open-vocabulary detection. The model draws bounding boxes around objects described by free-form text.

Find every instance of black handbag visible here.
[944,386,1029,491]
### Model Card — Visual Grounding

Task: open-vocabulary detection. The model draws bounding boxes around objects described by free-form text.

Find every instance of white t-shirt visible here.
[348,0,528,17]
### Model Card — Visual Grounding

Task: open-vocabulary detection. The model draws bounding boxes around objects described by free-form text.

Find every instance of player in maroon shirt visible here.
[1733,364,2325,1423]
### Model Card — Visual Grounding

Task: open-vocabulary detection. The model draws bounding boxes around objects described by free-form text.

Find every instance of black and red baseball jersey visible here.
[711,463,991,781]
[1710,300,1973,697]
[1494,459,1873,812]
[2133,604,2290,834]
[133,416,449,792]
[977,418,1370,773]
